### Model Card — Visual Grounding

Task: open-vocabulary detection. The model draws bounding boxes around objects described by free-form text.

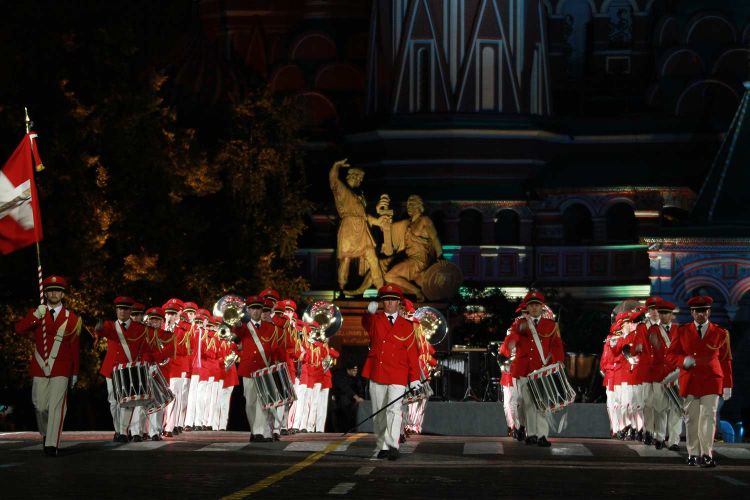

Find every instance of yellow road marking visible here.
[221,433,365,499]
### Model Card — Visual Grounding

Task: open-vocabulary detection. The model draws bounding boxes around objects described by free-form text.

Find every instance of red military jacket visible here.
[666,321,733,397]
[97,320,150,377]
[234,319,277,377]
[168,322,194,378]
[321,346,339,390]
[600,336,614,390]
[500,321,529,379]
[614,322,651,385]
[361,312,420,386]
[506,316,564,376]
[16,306,82,378]
[647,322,679,382]
[220,339,240,388]
[416,328,437,376]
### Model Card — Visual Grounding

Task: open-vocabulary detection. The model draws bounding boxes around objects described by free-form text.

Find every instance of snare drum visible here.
[403,382,434,405]
[146,365,175,415]
[526,362,576,414]
[112,362,153,407]
[251,362,297,409]
[661,369,684,413]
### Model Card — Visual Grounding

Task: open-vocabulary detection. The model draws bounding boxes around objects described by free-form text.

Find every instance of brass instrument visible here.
[213,295,246,341]
[224,351,239,370]
[322,355,335,373]
[302,301,343,339]
[413,306,448,346]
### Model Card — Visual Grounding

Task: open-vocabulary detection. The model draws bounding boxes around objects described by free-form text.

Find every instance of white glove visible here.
[608,337,618,348]
[683,356,695,369]
[33,304,47,319]
[367,301,379,314]
[69,376,78,389]
[409,380,422,392]
[723,388,732,400]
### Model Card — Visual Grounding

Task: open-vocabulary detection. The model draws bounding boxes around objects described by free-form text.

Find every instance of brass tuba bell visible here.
[302,301,343,339]
[413,306,448,346]
[213,295,247,340]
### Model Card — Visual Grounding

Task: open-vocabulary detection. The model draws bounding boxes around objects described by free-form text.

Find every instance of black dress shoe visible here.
[175,427,182,434]
[273,433,280,441]
[164,431,173,438]
[399,434,406,444]
[183,426,192,432]
[151,434,162,441]
[280,429,289,436]
[44,446,58,457]
[627,429,636,441]
[654,440,663,450]
[517,426,526,442]
[511,428,519,440]
[116,434,129,443]
[644,432,653,445]
[261,436,274,442]
[289,428,298,434]
[687,455,698,466]
[299,429,308,433]
[668,444,680,452]
[701,455,716,468]
[376,450,389,459]
[525,435,538,445]
[636,430,644,442]
[537,436,551,447]
[388,447,400,461]
[113,432,120,442]
[132,435,143,443]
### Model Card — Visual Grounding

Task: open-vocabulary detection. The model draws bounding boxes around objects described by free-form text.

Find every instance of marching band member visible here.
[297,322,324,433]
[135,307,170,441]
[163,300,192,437]
[667,296,733,467]
[182,302,206,431]
[641,297,662,444]
[314,338,339,432]
[408,303,435,436]
[200,315,222,431]
[287,318,309,433]
[130,302,145,324]
[269,299,295,437]
[619,307,650,442]
[234,295,277,442]
[362,284,421,461]
[649,300,680,450]
[610,312,635,439]
[218,321,240,431]
[15,276,82,456]
[505,291,564,447]
[601,320,619,437]
[500,302,528,441]
[94,296,150,442]
[291,320,317,433]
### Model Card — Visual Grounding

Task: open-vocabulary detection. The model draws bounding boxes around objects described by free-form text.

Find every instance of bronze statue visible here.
[329,159,387,294]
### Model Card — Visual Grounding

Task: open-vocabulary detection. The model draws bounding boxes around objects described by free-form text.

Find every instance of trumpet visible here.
[322,355,335,373]
[224,352,239,370]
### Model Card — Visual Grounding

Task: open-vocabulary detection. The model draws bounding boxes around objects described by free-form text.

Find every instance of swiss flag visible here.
[0,133,43,254]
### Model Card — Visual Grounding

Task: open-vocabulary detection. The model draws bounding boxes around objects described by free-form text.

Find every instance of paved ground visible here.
[1,431,749,499]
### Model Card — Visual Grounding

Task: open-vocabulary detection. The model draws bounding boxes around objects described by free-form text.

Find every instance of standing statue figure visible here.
[384,195,443,301]
[329,159,387,295]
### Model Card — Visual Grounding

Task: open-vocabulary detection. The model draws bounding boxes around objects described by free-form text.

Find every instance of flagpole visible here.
[25,107,44,307]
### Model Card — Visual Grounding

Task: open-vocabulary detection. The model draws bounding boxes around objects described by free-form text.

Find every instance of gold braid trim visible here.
[395,324,417,349]
[536,323,560,339]
[63,316,83,337]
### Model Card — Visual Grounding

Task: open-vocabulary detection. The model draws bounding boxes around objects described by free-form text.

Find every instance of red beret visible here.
[615,312,631,323]
[42,275,68,291]
[182,302,198,313]
[196,308,211,317]
[281,299,297,311]
[378,284,403,301]
[687,296,713,309]
[645,296,662,308]
[131,302,145,313]
[114,296,135,308]
[656,300,677,313]
[515,302,527,314]
[146,307,165,319]
[524,291,545,305]
[246,295,263,308]
[259,288,280,303]
[262,299,274,310]
[163,298,183,313]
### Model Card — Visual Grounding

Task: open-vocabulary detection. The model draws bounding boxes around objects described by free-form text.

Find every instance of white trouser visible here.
[106,377,120,433]
[648,382,669,440]
[502,385,515,429]
[195,379,210,427]
[370,380,406,451]
[242,377,271,437]
[131,406,145,436]
[642,383,655,434]
[218,386,233,430]
[629,383,645,431]
[292,385,309,430]
[406,398,427,433]
[287,380,302,429]
[315,387,330,432]
[164,373,188,432]
[519,377,549,438]
[666,408,683,446]
[118,405,135,436]
[183,374,200,427]
[305,383,322,431]
[685,394,719,457]
[507,379,524,429]
[32,376,69,448]
[618,383,630,429]
[177,373,191,428]
[209,380,222,430]
[605,389,616,432]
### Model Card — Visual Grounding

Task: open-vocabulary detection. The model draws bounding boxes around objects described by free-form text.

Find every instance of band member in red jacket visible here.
[505,291,564,447]
[667,295,733,467]
[647,299,680,450]
[95,296,150,442]
[15,276,82,456]
[234,295,278,442]
[362,284,421,461]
